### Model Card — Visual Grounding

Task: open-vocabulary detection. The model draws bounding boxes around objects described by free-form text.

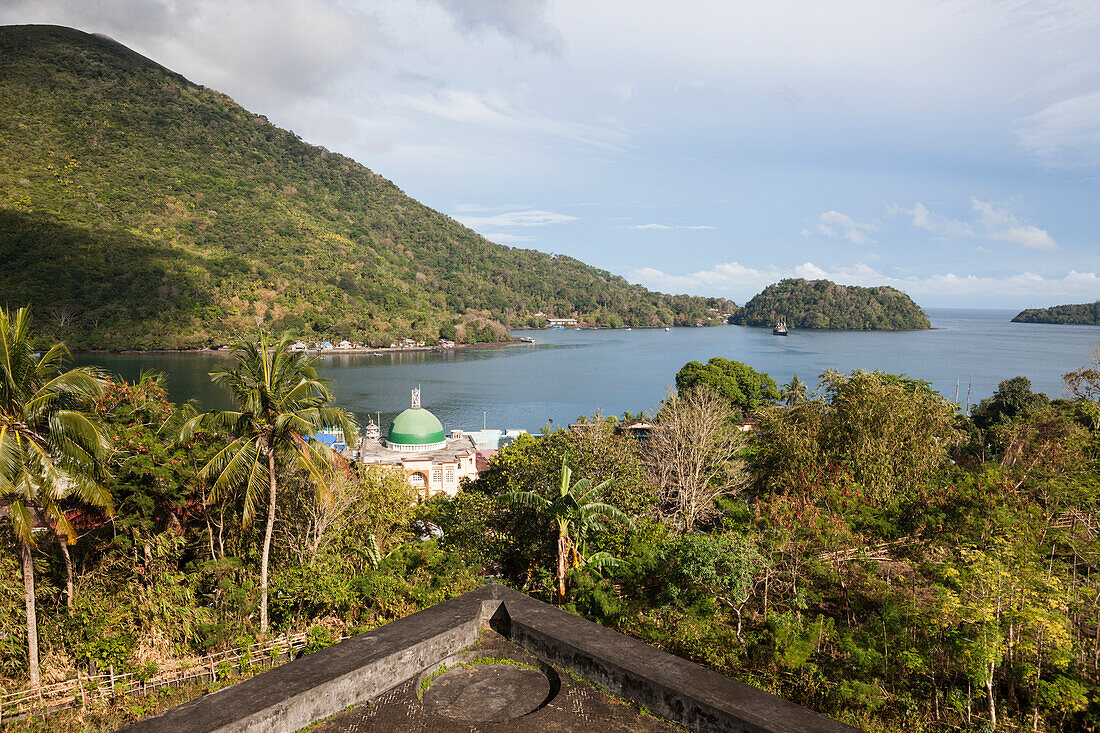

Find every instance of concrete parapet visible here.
[121,584,859,733]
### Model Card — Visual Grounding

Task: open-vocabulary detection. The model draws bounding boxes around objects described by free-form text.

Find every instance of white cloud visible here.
[627,260,1100,307]
[971,199,1059,250]
[1016,91,1100,168]
[623,223,715,230]
[806,210,876,244]
[479,232,537,243]
[889,203,975,238]
[434,0,562,54]
[403,89,516,125]
[891,199,1058,250]
[453,208,578,228]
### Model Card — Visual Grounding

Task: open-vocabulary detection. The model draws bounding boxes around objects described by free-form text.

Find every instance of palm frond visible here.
[7,498,35,545]
[178,410,243,444]
[580,551,628,574]
[580,501,634,529]
[295,437,335,491]
[504,490,550,509]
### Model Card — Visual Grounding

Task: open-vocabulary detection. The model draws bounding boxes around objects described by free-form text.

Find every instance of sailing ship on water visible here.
[772,315,789,336]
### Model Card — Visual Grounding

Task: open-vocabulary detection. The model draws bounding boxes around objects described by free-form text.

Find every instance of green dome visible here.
[386,408,446,447]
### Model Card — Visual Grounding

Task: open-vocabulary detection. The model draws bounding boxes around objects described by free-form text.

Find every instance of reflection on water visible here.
[74,309,1100,432]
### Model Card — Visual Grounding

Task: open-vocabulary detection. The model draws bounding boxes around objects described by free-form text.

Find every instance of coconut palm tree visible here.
[505,455,631,604]
[780,374,809,406]
[179,331,356,632]
[0,306,111,688]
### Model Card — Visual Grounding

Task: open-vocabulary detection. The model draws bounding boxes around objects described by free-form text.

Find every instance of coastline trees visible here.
[179,331,357,632]
[0,306,111,687]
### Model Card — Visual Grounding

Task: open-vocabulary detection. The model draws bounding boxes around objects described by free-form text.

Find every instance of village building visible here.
[352,388,480,499]
[546,317,578,328]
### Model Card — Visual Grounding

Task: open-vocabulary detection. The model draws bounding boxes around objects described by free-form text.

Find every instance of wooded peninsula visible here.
[1013,302,1100,326]
[731,278,931,330]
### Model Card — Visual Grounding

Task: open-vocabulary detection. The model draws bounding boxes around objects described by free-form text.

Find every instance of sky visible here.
[4,0,1100,309]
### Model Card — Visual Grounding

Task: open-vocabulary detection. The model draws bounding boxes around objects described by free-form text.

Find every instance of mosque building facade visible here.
[352,388,482,498]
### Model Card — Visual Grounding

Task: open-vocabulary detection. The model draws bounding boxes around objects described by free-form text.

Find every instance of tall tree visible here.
[754,370,961,502]
[506,455,630,604]
[0,306,111,687]
[675,357,779,416]
[779,374,809,406]
[180,332,356,632]
[971,376,1049,431]
[646,384,748,533]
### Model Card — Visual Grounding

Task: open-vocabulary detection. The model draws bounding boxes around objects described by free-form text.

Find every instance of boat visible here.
[664,327,670,332]
[772,315,789,336]
[519,336,536,343]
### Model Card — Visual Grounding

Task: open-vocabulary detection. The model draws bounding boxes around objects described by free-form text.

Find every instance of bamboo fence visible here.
[0,629,324,724]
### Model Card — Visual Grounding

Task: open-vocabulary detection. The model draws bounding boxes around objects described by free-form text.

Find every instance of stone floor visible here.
[310,630,677,732]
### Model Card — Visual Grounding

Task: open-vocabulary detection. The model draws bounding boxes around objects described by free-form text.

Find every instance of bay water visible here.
[74,309,1100,433]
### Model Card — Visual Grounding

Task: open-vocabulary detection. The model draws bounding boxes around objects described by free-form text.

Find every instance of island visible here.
[1012,301,1100,326]
[730,278,931,330]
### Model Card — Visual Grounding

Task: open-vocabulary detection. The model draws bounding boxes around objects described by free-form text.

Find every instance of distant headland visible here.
[1012,301,1100,326]
[730,278,931,330]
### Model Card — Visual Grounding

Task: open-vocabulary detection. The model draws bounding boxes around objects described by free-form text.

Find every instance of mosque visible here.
[352,388,520,498]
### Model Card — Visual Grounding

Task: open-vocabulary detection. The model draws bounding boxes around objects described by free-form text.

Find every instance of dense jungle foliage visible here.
[1013,302,1100,326]
[732,278,931,330]
[5,305,1100,731]
[0,25,734,350]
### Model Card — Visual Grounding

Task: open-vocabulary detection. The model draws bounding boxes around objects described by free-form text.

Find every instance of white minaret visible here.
[411,386,421,409]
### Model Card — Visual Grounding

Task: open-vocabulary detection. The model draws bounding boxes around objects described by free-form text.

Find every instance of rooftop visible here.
[388,406,446,446]
[356,433,478,463]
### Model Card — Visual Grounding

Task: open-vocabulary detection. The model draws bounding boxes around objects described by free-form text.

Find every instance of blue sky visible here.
[5,0,1100,308]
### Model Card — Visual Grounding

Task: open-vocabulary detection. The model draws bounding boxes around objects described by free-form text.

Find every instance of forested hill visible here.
[1012,301,1100,326]
[0,25,734,350]
[731,278,931,330]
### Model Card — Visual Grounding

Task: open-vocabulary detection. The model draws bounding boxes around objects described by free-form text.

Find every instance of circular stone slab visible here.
[422,663,552,722]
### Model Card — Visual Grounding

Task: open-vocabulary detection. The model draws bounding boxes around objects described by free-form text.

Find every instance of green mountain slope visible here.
[0,25,734,349]
[1012,302,1100,326]
[731,278,930,330]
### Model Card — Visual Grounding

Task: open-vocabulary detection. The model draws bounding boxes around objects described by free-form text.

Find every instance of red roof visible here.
[476,449,497,472]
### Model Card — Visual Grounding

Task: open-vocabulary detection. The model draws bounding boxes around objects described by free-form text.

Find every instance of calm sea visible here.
[74,309,1100,433]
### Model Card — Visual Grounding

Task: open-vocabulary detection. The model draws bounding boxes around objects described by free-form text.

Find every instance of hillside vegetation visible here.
[1013,301,1100,326]
[0,25,733,349]
[732,278,930,330]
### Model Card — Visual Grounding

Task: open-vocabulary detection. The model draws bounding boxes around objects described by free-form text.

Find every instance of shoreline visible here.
[70,323,950,355]
[73,340,527,356]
